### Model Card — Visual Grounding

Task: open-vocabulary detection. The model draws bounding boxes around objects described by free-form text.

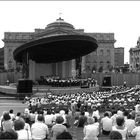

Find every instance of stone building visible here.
[129,37,140,71]
[114,47,124,67]
[0,47,4,71]
[83,33,115,75]
[3,18,116,78]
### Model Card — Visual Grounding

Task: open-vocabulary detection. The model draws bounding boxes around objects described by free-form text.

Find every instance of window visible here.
[107,61,110,64]
[100,61,104,66]
[107,50,110,55]
[100,50,103,55]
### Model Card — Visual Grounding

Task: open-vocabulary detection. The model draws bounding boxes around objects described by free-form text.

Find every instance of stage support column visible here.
[56,63,58,76]
[81,56,86,76]
[71,59,76,78]
[62,61,66,78]
[29,60,35,81]
[52,63,56,76]
[22,51,29,79]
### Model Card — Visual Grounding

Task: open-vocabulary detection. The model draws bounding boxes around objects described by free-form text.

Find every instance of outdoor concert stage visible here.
[0,85,99,97]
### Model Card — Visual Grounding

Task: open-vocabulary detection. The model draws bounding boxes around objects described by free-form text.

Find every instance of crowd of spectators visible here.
[1,85,140,139]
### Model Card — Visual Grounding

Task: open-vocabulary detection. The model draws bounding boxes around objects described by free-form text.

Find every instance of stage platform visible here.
[0,85,99,97]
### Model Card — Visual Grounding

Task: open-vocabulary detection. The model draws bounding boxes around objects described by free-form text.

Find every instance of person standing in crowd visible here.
[31,114,49,140]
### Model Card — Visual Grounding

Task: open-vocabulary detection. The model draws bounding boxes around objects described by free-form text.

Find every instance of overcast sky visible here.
[0,1,140,63]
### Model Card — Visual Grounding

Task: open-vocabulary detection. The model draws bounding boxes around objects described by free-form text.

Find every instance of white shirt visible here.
[125,119,135,134]
[117,110,124,117]
[101,116,113,131]
[83,124,99,140]
[31,121,49,139]
[16,129,32,140]
[112,126,128,140]
[131,126,140,140]
[92,110,100,120]
[9,113,15,120]
[44,114,54,125]
[111,114,118,126]
[85,112,90,118]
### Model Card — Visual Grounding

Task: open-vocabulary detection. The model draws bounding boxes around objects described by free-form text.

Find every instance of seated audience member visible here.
[29,110,36,126]
[1,112,13,132]
[15,112,21,120]
[9,109,15,121]
[20,115,31,132]
[125,113,135,136]
[109,131,122,140]
[56,131,73,140]
[23,108,30,125]
[31,114,49,140]
[0,129,18,139]
[77,111,87,128]
[51,116,67,140]
[64,109,71,128]
[44,109,54,128]
[93,116,99,128]
[131,120,140,140]
[14,118,32,140]
[117,108,124,117]
[112,116,128,140]
[101,112,113,136]
[83,117,99,140]
[111,110,118,126]
[92,107,100,120]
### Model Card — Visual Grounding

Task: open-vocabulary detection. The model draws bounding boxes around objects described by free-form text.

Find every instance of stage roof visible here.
[13,34,98,63]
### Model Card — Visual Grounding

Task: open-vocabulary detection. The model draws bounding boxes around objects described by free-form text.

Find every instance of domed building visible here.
[3,18,116,81]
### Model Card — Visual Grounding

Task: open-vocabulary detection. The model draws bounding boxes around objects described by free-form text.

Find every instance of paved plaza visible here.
[0,99,28,116]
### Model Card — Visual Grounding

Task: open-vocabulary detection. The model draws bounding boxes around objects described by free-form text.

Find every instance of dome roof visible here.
[45,18,75,30]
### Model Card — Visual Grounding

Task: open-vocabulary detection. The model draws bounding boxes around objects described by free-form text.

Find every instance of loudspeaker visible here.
[102,76,111,86]
[17,79,33,100]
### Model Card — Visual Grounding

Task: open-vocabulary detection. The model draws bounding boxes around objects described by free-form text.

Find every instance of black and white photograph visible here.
[0,1,139,140]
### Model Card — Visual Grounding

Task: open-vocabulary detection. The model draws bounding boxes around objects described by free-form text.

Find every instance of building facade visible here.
[129,37,140,71]
[114,47,124,67]
[0,47,4,71]
[3,18,117,78]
